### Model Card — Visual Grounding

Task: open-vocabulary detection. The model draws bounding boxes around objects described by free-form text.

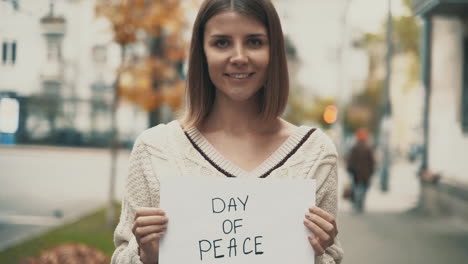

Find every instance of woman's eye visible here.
[248,39,262,46]
[215,40,229,48]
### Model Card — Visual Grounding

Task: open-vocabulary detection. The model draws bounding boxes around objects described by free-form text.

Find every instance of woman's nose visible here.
[229,44,248,65]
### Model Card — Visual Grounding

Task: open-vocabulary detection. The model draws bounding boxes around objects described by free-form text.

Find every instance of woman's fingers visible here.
[135,207,166,220]
[305,212,336,237]
[132,215,168,238]
[303,218,330,242]
[134,224,168,238]
[304,206,338,255]
[308,235,325,256]
[140,232,165,244]
[135,215,169,227]
[309,206,337,230]
[132,207,169,245]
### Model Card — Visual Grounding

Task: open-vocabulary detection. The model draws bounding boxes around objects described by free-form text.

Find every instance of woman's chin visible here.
[222,91,260,104]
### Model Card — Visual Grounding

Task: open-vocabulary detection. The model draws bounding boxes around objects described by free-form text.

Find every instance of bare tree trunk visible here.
[107,45,125,227]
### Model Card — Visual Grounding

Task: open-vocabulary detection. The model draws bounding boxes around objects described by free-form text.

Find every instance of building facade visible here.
[0,0,148,147]
[412,0,468,219]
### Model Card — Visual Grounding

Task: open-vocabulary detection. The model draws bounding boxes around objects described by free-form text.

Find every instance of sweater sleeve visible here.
[315,164,344,264]
[111,137,159,264]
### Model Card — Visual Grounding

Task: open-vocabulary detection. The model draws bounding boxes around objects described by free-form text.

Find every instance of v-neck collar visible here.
[176,121,316,178]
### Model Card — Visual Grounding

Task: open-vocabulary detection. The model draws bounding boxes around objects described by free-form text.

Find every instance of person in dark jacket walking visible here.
[347,128,375,213]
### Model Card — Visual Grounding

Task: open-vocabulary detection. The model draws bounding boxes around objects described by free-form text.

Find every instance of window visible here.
[1,41,17,65]
[1,0,18,10]
[11,41,16,64]
[462,37,468,133]
[92,45,107,64]
[47,40,60,61]
[2,42,7,64]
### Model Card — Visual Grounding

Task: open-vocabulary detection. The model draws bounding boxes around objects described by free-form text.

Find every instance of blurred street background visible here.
[1,0,468,263]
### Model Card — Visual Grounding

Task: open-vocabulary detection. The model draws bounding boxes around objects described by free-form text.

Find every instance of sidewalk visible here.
[0,146,131,251]
[337,159,468,263]
[337,159,421,213]
[338,211,468,263]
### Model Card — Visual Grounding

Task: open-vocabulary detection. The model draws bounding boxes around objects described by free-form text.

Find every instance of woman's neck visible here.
[200,94,281,136]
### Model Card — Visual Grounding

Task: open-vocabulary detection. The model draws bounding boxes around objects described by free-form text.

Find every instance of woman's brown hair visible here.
[183,0,289,128]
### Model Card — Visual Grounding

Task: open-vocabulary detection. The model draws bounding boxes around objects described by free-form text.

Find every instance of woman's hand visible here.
[132,207,168,264]
[303,206,338,256]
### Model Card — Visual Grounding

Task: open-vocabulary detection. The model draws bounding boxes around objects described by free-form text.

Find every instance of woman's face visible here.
[203,11,270,103]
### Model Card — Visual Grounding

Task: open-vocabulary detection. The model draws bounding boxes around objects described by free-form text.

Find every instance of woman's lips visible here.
[224,72,255,79]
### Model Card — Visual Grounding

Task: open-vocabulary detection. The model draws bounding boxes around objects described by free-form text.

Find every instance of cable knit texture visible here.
[111,120,344,264]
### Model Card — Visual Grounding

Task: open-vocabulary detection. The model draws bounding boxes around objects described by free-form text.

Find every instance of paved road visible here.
[339,211,468,263]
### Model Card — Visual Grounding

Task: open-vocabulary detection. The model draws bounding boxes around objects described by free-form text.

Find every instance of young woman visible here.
[111,0,344,263]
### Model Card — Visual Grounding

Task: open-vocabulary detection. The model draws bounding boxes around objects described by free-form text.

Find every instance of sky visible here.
[274,0,410,99]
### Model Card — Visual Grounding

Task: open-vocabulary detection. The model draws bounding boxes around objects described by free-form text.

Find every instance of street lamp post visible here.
[380,0,393,192]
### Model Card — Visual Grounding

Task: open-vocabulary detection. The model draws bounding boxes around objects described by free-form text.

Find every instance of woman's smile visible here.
[224,72,256,80]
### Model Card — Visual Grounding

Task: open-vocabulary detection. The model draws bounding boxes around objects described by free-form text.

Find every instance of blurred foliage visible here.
[393,15,419,55]
[285,88,310,125]
[21,243,109,264]
[346,0,420,133]
[95,0,198,112]
[284,34,339,129]
[347,31,384,134]
[393,0,421,92]
[0,203,120,264]
[286,90,337,129]
[95,0,191,45]
[118,58,185,111]
[344,79,384,133]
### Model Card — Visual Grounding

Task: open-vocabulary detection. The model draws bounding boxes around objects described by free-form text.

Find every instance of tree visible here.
[96,0,191,112]
[346,0,420,135]
[95,0,196,226]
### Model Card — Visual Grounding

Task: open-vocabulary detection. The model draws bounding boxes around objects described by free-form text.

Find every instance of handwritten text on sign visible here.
[159,176,316,264]
[198,195,264,260]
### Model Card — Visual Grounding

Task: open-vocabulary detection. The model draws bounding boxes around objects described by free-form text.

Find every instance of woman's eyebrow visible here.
[246,33,268,38]
[209,34,231,38]
[209,33,267,38]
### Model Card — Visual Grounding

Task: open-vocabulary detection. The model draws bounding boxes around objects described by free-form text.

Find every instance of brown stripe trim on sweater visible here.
[184,128,317,178]
[184,131,237,178]
[259,128,316,178]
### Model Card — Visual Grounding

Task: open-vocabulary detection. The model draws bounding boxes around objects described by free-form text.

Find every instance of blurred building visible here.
[412,0,468,220]
[0,0,148,147]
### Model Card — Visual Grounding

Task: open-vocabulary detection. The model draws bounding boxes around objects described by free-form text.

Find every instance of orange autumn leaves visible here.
[96,0,197,111]
[118,59,185,110]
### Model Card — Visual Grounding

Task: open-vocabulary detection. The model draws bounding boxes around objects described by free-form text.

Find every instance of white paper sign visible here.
[159,176,316,264]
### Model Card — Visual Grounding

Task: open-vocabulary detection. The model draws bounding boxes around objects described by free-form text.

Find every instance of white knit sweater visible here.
[111,120,344,264]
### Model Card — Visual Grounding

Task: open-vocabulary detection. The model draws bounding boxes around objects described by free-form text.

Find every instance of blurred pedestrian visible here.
[112,0,343,263]
[347,128,375,213]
